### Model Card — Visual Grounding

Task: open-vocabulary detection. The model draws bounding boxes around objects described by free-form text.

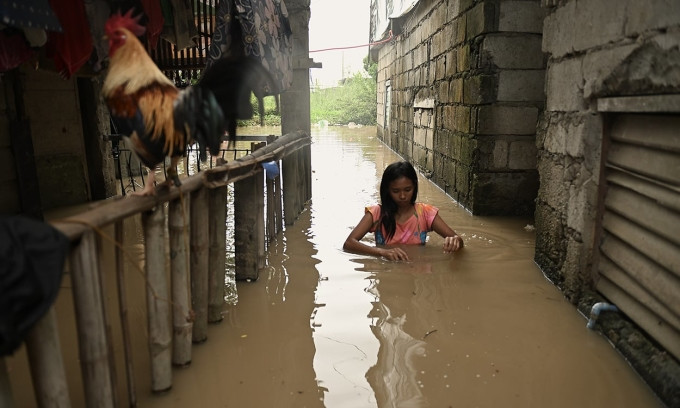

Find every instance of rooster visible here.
[103,10,271,196]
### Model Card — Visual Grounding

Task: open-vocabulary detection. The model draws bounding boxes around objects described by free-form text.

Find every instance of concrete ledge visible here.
[597,94,680,113]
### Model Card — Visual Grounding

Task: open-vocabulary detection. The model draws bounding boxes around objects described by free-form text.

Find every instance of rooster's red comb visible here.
[105,9,145,37]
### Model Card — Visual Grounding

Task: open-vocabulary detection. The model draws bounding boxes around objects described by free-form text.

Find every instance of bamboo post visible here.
[208,187,228,323]
[257,173,266,270]
[295,148,307,215]
[0,358,13,408]
[169,196,192,365]
[266,174,275,244]
[190,188,209,342]
[115,220,137,406]
[25,307,71,407]
[304,144,312,202]
[70,229,115,407]
[274,173,283,236]
[282,154,299,226]
[142,206,172,392]
[234,171,264,280]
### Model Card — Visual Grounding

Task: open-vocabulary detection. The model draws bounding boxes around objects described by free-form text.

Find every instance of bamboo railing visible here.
[9,131,311,408]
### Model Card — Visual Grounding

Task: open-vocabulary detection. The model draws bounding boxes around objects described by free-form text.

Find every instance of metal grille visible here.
[147,0,219,86]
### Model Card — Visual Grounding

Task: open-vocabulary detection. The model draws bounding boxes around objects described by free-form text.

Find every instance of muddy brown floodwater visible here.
[6,125,663,408]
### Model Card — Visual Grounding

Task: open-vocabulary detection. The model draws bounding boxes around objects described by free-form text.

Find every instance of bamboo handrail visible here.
[50,131,311,239]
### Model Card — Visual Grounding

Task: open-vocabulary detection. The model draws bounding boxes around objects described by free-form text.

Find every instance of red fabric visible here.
[0,31,34,72]
[46,0,92,78]
[140,0,164,50]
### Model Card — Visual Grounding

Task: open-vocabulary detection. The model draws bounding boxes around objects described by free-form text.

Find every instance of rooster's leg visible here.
[130,166,157,196]
[167,157,181,187]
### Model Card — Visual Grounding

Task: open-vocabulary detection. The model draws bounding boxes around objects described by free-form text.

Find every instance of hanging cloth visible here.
[0,216,69,356]
[0,0,62,32]
[207,0,293,96]
[160,0,198,51]
[46,0,93,78]
[0,29,34,72]
[139,0,164,50]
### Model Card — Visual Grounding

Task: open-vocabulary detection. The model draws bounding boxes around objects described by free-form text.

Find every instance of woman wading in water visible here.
[344,161,464,261]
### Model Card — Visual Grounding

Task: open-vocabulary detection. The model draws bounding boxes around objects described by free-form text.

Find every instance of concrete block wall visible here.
[535,0,680,298]
[374,0,545,215]
[535,2,680,404]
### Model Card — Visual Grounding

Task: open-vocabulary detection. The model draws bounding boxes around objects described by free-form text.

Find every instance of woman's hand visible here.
[443,235,464,253]
[380,247,410,261]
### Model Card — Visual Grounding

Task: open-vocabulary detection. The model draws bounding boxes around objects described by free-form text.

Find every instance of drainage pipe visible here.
[587,302,619,329]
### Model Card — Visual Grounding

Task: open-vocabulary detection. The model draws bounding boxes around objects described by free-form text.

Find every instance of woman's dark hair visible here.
[379,161,418,241]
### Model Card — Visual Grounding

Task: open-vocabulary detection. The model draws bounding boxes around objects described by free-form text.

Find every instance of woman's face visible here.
[388,176,415,209]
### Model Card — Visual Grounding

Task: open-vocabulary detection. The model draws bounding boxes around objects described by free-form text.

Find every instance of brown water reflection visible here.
[6,126,662,407]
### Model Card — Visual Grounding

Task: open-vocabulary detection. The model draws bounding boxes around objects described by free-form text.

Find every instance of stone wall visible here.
[536,1,680,405]
[535,0,680,299]
[373,0,545,215]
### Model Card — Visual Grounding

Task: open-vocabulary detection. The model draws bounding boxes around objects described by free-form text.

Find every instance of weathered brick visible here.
[582,44,637,98]
[499,1,545,33]
[493,139,509,168]
[447,0,461,19]
[545,57,586,112]
[457,44,470,72]
[478,105,539,135]
[456,15,467,44]
[432,30,446,58]
[482,34,544,69]
[463,75,497,104]
[438,80,449,102]
[508,138,538,169]
[466,1,497,39]
[442,105,456,129]
[625,0,680,36]
[414,127,427,147]
[543,0,627,58]
[497,69,545,102]
[454,105,471,133]
[446,50,458,76]
[450,77,464,103]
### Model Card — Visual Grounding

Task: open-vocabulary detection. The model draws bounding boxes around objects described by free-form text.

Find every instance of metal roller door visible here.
[596,112,680,360]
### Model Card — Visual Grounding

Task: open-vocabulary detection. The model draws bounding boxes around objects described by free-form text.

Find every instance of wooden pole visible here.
[234,171,263,280]
[296,150,305,215]
[142,206,172,392]
[115,220,137,406]
[208,187,228,323]
[304,144,312,202]
[282,155,298,226]
[266,174,275,244]
[25,308,71,407]
[274,173,283,236]
[0,358,14,408]
[70,229,115,407]
[190,188,209,342]
[169,196,192,365]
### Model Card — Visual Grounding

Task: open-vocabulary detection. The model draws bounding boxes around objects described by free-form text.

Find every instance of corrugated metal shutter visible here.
[596,113,680,361]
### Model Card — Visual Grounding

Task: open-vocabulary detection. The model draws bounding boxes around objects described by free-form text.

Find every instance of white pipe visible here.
[587,302,619,329]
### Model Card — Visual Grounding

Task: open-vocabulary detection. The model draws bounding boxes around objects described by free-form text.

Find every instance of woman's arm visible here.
[431,213,464,253]
[343,212,410,261]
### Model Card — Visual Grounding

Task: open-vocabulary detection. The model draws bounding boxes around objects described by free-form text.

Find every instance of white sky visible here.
[308,0,371,88]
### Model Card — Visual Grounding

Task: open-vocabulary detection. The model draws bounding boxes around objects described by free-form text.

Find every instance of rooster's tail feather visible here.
[198,56,275,145]
[174,87,225,162]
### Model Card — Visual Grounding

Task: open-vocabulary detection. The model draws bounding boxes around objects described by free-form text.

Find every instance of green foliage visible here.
[363,55,378,80]
[238,59,378,127]
[310,72,377,126]
[238,95,281,126]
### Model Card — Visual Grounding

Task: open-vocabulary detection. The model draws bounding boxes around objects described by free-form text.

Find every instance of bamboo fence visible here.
[7,131,311,408]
